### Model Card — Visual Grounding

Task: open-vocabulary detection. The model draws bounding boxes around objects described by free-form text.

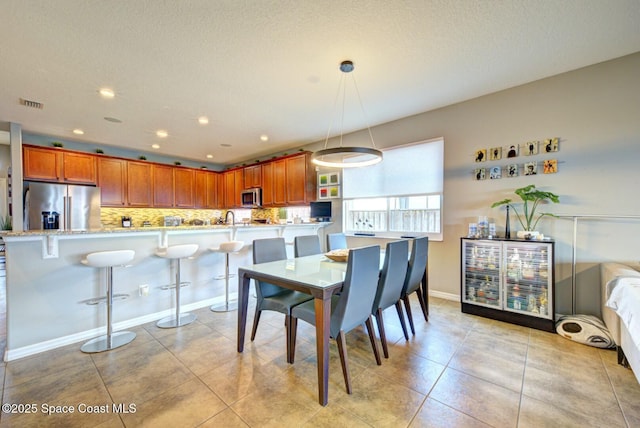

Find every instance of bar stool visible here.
[210,240,244,312]
[81,249,136,353]
[156,244,199,328]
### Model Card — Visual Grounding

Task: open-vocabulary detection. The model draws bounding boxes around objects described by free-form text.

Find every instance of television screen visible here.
[310,201,332,221]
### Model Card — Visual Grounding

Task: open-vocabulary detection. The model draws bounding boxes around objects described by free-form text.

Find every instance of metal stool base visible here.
[156,312,197,329]
[81,331,136,353]
[210,300,238,312]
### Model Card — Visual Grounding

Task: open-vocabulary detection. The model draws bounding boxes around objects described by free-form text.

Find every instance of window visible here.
[342,138,444,240]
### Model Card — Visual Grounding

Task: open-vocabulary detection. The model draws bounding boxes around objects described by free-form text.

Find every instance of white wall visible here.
[306,52,640,316]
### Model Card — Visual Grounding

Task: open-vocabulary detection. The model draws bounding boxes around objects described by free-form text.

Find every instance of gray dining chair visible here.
[289,245,382,394]
[326,233,348,251]
[251,237,313,362]
[371,239,409,358]
[294,235,322,257]
[398,237,429,339]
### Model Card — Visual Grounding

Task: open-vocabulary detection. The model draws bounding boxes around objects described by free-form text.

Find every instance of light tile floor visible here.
[0,293,639,427]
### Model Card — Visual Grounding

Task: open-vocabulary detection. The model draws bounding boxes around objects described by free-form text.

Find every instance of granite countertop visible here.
[0,221,331,238]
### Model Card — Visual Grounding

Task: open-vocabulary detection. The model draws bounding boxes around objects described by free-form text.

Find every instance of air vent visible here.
[19,98,44,109]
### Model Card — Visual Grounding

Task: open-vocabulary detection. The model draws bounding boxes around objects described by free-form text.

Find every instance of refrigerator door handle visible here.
[66,196,72,230]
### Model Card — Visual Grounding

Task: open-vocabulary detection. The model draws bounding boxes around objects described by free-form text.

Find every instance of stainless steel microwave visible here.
[241,188,262,208]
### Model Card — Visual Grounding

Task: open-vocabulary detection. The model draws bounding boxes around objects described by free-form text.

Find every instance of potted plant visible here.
[51,141,64,148]
[491,184,560,238]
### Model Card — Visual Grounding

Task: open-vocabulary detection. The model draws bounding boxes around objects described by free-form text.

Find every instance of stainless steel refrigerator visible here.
[25,182,101,231]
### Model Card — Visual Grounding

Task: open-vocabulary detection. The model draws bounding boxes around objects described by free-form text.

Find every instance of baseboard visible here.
[429,289,459,302]
[4,294,231,362]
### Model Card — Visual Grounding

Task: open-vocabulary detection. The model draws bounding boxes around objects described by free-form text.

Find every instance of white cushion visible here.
[82,250,135,268]
[156,244,199,259]
[210,241,244,253]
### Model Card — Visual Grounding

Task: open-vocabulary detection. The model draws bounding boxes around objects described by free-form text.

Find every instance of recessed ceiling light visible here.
[221,143,231,147]
[260,134,269,142]
[206,154,213,159]
[72,129,84,135]
[151,144,160,149]
[99,88,115,98]
[156,130,168,138]
[198,116,209,125]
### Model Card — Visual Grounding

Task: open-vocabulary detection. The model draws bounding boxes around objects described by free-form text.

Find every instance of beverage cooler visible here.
[460,238,555,332]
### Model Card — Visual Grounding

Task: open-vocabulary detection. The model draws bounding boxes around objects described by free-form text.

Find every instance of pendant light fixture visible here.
[311,60,383,168]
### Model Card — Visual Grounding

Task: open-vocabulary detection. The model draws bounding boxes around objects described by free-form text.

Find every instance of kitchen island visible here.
[1,223,329,361]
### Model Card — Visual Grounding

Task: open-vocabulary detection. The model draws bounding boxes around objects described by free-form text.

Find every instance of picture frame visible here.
[506,164,519,177]
[524,161,538,175]
[523,140,539,156]
[474,149,487,162]
[474,168,486,180]
[489,147,502,161]
[318,187,330,199]
[543,159,558,174]
[543,138,559,153]
[489,166,502,179]
[506,145,519,158]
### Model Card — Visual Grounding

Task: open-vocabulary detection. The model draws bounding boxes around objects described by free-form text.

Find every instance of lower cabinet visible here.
[460,238,555,332]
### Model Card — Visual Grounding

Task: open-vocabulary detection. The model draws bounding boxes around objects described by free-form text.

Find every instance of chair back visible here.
[330,245,380,337]
[372,240,409,312]
[402,237,428,296]
[327,233,348,251]
[294,235,322,257]
[252,237,287,298]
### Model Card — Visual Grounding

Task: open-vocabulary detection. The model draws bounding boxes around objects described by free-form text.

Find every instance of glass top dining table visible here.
[236,253,350,406]
[236,250,428,406]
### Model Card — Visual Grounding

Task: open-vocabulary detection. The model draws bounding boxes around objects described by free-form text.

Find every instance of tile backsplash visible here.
[101,207,281,227]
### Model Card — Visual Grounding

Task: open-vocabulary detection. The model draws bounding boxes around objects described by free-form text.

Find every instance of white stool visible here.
[210,241,244,312]
[156,244,199,328]
[81,250,136,353]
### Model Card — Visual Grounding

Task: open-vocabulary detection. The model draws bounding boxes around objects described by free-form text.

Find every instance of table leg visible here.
[237,272,250,352]
[314,295,331,406]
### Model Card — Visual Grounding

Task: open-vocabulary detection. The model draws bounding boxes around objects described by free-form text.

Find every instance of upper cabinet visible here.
[152,164,174,207]
[243,164,262,189]
[23,145,97,185]
[126,161,153,207]
[97,157,127,206]
[174,168,195,208]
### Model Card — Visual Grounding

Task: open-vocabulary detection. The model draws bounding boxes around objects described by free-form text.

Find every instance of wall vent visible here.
[19,98,44,109]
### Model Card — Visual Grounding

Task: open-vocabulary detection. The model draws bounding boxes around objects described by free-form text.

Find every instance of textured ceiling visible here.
[1,0,639,165]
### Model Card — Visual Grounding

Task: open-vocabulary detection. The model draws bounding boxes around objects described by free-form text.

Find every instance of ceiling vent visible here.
[19,98,44,109]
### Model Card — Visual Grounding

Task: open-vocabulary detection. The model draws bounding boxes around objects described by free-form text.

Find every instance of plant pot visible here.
[517,230,540,240]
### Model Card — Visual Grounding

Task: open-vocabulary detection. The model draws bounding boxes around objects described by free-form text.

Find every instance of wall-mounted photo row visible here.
[473,159,558,180]
[474,137,559,162]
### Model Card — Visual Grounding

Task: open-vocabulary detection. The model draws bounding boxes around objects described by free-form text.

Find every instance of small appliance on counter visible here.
[121,216,132,228]
[163,216,182,227]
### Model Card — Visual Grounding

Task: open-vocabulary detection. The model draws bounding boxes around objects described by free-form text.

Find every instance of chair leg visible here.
[250,308,262,341]
[416,289,429,322]
[403,295,416,335]
[336,331,352,394]
[395,301,409,340]
[288,316,298,364]
[375,308,389,359]
[365,316,382,366]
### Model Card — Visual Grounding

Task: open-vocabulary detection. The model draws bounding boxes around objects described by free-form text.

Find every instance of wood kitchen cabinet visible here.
[261,161,274,206]
[285,153,314,205]
[97,157,127,206]
[272,158,287,206]
[152,164,174,207]
[243,164,262,189]
[126,161,153,207]
[23,145,97,185]
[174,168,195,208]
[222,169,245,208]
[194,170,219,209]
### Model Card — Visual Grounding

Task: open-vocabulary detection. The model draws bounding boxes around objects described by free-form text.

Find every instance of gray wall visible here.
[305,52,640,316]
